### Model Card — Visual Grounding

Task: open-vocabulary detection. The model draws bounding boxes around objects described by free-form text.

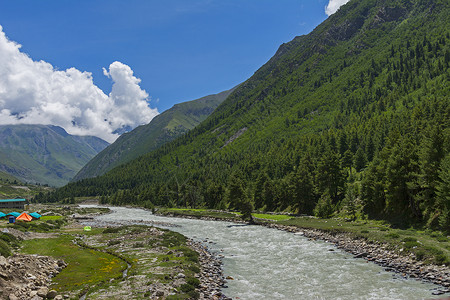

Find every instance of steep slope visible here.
[73,88,235,181]
[0,125,109,187]
[45,0,449,230]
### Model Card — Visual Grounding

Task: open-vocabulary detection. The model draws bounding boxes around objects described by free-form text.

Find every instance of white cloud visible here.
[0,25,158,143]
[325,0,350,16]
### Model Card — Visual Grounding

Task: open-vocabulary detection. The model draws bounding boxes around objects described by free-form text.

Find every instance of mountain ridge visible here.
[0,124,109,187]
[72,87,236,181]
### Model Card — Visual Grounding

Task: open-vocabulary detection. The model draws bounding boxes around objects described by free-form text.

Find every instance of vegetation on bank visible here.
[0,205,204,299]
[36,0,449,234]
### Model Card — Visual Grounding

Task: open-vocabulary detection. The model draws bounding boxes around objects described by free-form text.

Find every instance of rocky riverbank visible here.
[188,240,230,300]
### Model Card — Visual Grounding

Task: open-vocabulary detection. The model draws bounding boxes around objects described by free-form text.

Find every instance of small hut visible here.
[8,216,15,223]
[6,212,20,218]
[16,212,33,222]
[29,212,41,220]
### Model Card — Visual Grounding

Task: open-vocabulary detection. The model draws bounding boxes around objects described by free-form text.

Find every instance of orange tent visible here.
[16,212,33,222]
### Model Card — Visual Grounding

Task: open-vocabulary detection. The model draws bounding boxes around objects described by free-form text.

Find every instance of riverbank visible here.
[1,204,230,299]
[79,216,230,300]
[155,208,450,296]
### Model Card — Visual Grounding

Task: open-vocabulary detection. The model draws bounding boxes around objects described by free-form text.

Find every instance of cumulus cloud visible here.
[325,0,350,16]
[0,25,158,142]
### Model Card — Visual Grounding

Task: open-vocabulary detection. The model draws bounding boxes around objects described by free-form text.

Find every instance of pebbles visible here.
[188,240,231,300]
[0,254,67,300]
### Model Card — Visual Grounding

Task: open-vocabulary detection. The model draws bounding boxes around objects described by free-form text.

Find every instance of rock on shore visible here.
[0,254,66,300]
[188,240,231,300]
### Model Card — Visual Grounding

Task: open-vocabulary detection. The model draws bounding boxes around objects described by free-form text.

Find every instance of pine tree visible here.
[436,155,450,232]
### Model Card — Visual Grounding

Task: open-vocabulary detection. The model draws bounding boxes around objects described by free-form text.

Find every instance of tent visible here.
[0,212,6,218]
[6,212,20,218]
[16,212,33,222]
[29,212,41,219]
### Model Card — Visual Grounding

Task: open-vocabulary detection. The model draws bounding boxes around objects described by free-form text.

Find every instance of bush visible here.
[180,283,195,293]
[402,237,417,243]
[133,242,144,248]
[107,240,121,246]
[0,240,11,257]
[414,249,426,260]
[186,277,200,287]
[189,265,200,273]
[103,227,122,234]
[0,233,18,245]
[434,254,449,265]
[313,192,334,218]
[436,236,448,242]
[187,290,200,299]
[386,233,400,239]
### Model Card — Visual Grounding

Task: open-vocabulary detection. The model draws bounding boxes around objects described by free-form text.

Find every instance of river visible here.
[86,206,445,299]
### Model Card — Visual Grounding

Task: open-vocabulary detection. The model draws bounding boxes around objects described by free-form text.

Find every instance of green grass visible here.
[157,207,239,220]
[21,234,127,294]
[40,215,63,221]
[252,213,292,221]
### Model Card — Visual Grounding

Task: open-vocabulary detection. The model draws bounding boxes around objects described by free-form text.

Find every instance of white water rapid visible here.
[87,206,446,299]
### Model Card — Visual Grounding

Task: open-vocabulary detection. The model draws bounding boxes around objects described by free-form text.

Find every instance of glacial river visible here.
[86,206,445,299]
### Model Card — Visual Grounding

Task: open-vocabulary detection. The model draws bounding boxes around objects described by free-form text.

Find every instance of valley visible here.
[0,0,449,299]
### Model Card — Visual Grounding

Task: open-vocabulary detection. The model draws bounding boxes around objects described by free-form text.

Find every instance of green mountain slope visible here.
[0,125,109,187]
[72,88,235,181]
[44,0,449,230]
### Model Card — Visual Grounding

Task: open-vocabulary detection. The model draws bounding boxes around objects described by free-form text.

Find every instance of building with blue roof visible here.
[29,212,41,219]
[6,212,21,218]
[0,199,26,209]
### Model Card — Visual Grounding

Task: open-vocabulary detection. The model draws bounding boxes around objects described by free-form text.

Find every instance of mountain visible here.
[43,0,449,230]
[72,88,235,181]
[0,125,109,187]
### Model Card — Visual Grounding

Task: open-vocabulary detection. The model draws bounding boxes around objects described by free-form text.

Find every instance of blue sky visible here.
[0,0,347,141]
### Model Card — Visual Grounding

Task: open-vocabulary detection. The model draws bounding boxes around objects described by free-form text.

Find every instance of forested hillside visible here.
[39,0,450,231]
[73,88,235,181]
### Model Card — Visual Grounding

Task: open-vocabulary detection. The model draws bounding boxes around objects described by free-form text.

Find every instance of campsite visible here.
[0,203,220,299]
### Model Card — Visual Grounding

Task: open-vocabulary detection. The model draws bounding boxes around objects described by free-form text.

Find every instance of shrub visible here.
[180,283,195,293]
[107,240,121,246]
[133,242,144,248]
[414,249,426,260]
[400,237,419,249]
[314,192,334,218]
[186,277,200,287]
[386,233,400,239]
[0,240,11,257]
[189,265,200,273]
[434,254,449,265]
[402,237,417,243]
[103,227,121,234]
[0,233,18,245]
[188,290,200,299]
[436,236,448,243]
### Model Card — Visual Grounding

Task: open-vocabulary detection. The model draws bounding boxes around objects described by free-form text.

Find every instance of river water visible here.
[87,206,445,299]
